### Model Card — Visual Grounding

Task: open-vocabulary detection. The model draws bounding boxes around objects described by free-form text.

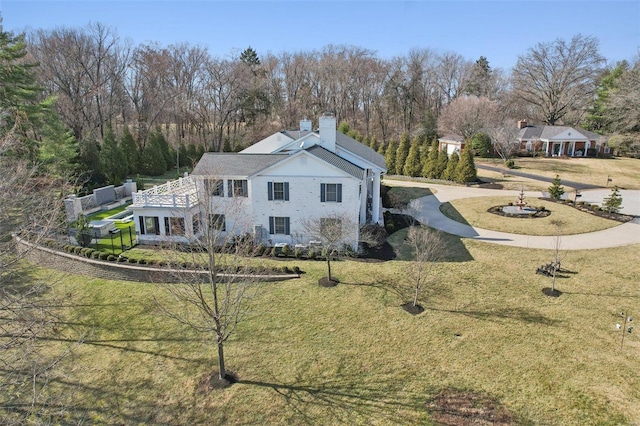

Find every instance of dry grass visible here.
[440,196,621,235]
[478,157,640,190]
[9,239,640,425]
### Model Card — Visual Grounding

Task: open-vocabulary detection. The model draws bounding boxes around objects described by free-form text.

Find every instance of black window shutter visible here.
[242,180,248,197]
[164,217,170,235]
[285,217,290,235]
[337,184,342,203]
[320,183,326,202]
[139,216,145,235]
[284,182,290,201]
[227,180,232,197]
[153,217,160,235]
[268,182,273,200]
[269,216,274,234]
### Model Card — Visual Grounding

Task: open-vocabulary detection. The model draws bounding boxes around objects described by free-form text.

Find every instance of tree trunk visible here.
[217,338,226,379]
[413,284,419,307]
[326,257,332,282]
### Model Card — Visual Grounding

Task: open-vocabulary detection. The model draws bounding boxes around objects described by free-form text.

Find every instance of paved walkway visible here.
[385,179,640,250]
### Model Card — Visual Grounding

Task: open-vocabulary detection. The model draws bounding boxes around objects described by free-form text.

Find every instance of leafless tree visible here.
[301,213,360,285]
[155,178,265,385]
[486,123,521,163]
[404,226,446,311]
[511,34,606,125]
[0,123,79,421]
[437,96,500,140]
[603,59,640,134]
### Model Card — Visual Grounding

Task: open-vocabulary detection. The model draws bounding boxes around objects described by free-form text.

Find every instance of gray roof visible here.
[335,132,387,170]
[306,145,364,179]
[438,134,465,143]
[192,153,288,177]
[518,125,605,141]
[282,129,313,140]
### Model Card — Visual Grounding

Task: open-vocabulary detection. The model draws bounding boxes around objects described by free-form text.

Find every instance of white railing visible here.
[132,176,199,208]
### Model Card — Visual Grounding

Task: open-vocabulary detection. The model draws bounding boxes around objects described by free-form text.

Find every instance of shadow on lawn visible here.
[239,370,430,425]
[430,306,561,326]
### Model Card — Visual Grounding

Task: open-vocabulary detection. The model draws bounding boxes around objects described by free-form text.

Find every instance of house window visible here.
[268,182,289,201]
[205,179,223,196]
[209,214,226,231]
[321,183,342,202]
[164,217,185,236]
[227,179,248,197]
[269,216,290,235]
[139,216,160,235]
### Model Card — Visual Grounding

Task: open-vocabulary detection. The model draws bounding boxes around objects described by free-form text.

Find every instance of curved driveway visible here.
[386,180,640,250]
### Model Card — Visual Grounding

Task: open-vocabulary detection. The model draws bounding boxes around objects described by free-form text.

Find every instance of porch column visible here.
[372,172,382,225]
[360,176,367,224]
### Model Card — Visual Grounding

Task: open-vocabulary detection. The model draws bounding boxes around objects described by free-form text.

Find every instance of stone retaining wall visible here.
[14,236,297,284]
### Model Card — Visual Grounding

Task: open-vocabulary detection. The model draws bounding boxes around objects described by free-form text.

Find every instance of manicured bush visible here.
[117,256,127,262]
[280,244,289,257]
[505,159,515,169]
[99,252,110,260]
[539,206,546,211]
[308,249,317,259]
[294,247,303,258]
[107,255,117,261]
[138,259,147,265]
[292,266,302,275]
[128,257,137,264]
[91,251,101,259]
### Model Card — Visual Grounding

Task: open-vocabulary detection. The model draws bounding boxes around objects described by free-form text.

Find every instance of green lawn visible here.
[11,239,640,425]
[86,204,131,221]
[440,196,622,236]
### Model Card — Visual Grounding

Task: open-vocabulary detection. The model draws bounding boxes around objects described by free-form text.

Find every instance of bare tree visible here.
[301,213,360,286]
[403,226,446,313]
[603,60,640,134]
[437,96,500,140]
[511,34,606,125]
[486,124,521,163]
[0,124,79,421]
[155,178,265,385]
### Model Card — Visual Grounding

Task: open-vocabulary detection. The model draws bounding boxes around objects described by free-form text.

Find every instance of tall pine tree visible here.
[403,140,422,177]
[395,132,411,175]
[443,152,459,181]
[455,145,477,183]
[434,148,449,179]
[100,126,127,185]
[385,139,397,175]
[120,126,139,175]
[422,140,439,178]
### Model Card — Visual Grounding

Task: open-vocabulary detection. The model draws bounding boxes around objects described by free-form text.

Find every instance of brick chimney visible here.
[517,119,528,129]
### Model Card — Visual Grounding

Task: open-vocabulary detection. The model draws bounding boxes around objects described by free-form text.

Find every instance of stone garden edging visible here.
[14,235,299,284]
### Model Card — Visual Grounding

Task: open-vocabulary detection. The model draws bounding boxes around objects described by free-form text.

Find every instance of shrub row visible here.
[35,239,303,275]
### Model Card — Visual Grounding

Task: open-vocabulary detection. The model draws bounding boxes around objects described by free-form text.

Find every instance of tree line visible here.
[11,20,640,188]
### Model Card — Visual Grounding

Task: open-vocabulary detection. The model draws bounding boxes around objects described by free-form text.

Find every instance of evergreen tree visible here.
[395,132,411,175]
[434,148,449,179]
[443,152,459,181]
[548,175,565,200]
[140,139,167,176]
[120,126,139,174]
[370,136,378,152]
[421,110,438,142]
[602,186,623,213]
[178,142,189,168]
[470,132,493,157]
[100,126,127,185]
[223,138,232,152]
[455,145,477,183]
[377,141,386,155]
[78,136,105,185]
[338,121,351,135]
[421,140,439,178]
[0,25,53,158]
[38,111,78,178]
[187,142,199,164]
[403,141,422,177]
[384,139,397,175]
[148,129,173,171]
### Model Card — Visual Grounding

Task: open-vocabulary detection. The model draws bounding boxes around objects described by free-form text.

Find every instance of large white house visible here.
[130,116,386,249]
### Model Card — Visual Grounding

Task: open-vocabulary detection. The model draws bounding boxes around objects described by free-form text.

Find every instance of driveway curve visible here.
[386,180,640,250]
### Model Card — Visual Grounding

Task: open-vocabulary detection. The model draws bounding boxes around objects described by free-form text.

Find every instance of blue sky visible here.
[2,0,639,70]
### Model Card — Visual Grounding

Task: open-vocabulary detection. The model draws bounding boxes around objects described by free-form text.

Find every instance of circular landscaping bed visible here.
[440,196,623,236]
[488,204,551,218]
